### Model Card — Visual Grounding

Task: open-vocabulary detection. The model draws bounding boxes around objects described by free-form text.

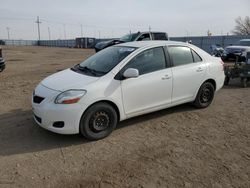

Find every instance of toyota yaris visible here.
[32,41,225,140]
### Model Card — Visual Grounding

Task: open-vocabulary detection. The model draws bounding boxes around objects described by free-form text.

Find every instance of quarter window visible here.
[192,50,202,62]
[123,47,166,75]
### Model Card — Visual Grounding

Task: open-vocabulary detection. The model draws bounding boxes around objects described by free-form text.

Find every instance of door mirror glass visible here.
[123,68,139,78]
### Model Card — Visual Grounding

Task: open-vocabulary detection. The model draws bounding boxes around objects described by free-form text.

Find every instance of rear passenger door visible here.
[168,46,207,103]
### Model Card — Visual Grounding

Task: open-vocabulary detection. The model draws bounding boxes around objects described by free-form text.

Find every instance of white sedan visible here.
[32,41,225,140]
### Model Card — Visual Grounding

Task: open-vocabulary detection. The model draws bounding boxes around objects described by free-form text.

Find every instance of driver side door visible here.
[119,47,173,117]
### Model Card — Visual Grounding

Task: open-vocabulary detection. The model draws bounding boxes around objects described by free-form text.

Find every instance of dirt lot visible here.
[0,46,249,188]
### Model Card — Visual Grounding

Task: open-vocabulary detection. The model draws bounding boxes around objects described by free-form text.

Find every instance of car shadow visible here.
[0,104,197,156]
[0,109,85,156]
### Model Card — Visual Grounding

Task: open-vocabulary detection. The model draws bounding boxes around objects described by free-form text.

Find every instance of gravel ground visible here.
[0,46,249,188]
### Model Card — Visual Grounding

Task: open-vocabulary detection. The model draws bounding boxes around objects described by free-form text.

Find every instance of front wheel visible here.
[80,102,118,140]
[193,82,215,108]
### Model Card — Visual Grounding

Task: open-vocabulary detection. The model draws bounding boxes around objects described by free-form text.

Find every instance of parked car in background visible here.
[0,40,5,45]
[94,31,168,52]
[32,41,225,140]
[0,48,6,72]
[211,44,224,57]
[222,39,250,61]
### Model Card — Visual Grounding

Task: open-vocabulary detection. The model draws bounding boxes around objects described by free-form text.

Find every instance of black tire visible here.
[224,76,230,86]
[193,82,215,108]
[80,102,118,140]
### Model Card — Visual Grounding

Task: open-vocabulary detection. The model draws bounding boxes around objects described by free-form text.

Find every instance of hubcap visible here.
[91,111,110,132]
[201,87,211,103]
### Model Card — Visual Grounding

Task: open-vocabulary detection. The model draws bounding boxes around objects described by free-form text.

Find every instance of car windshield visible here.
[75,46,136,76]
[238,40,250,46]
[120,33,139,42]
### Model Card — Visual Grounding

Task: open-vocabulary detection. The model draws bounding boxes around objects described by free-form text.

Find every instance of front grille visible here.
[34,115,42,123]
[33,95,45,104]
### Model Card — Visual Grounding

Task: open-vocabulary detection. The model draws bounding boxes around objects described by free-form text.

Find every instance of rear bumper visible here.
[217,74,225,90]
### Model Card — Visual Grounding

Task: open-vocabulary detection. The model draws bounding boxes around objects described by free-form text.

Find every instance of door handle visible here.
[196,67,203,72]
[161,75,171,80]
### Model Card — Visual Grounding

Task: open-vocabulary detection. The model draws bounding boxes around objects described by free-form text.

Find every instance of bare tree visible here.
[232,16,250,35]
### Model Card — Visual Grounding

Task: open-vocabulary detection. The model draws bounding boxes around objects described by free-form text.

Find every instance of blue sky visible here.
[0,0,249,40]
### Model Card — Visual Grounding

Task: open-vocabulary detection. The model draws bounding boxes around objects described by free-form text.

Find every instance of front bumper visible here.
[32,84,87,134]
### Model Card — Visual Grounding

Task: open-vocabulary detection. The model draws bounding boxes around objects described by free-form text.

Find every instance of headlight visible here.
[55,90,87,104]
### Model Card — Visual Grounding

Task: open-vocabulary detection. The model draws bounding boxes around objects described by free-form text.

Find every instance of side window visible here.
[153,33,167,40]
[137,34,151,41]
[192,49,202,62]
[168,46,194,67]
[123,47,166,75]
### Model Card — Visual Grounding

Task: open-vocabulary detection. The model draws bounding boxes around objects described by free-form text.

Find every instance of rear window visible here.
[153,33,168,40]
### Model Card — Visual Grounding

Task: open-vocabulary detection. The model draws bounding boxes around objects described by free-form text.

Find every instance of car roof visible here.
[131,31,166,34]
[116,40,189,48]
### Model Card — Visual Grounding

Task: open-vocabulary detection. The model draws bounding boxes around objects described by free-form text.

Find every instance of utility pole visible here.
[48,27,51,40]
[35,16,41,40]
[98,30,101,39]
[6,27,10,39]
[81,24,83,38]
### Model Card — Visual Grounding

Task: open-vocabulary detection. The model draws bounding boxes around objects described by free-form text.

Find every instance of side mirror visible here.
[123,68,139,78]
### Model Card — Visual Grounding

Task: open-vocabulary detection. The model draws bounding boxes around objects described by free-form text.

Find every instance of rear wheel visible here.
[80,102,118,140]
[193,82,215,108]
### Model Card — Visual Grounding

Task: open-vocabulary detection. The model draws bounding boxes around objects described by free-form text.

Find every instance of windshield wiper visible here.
[77,65,106,76]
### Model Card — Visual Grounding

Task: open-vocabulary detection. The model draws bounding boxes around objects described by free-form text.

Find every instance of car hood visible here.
[95,40,113,48]
[95,39,122,48]
[41,69,100,91]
